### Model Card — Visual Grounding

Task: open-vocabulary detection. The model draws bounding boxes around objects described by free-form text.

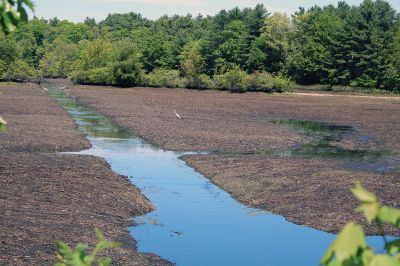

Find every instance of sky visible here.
[33,0,400,22]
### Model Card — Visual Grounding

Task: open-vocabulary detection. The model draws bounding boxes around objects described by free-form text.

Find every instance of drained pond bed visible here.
[44,81,392,265]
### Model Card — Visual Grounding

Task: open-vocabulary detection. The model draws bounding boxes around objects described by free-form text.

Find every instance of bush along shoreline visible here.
[71,66,294,93]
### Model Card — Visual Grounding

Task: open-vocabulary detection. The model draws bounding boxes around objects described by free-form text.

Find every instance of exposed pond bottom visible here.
[46,82,386,266]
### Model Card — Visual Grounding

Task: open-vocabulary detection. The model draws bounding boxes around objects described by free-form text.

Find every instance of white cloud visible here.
[103,0,206,7]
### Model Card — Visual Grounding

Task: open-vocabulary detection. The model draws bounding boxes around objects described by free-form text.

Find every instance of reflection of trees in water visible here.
[46,83,132,139]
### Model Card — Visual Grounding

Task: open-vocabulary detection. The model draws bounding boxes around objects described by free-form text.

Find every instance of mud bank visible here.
[0,83,169,265]
[67,84,400,234]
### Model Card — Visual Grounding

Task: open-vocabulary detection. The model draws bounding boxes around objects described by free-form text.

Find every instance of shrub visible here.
[213,66,247,92]
[144,69,184,88]
[187,74,214,89]
[224,67,247,92]
[70,70,89,84]
[2,60,37,82]
[383,65,400,92]
[212,74,226,90]
[0,59,6,76]
[87,67,114,85]
[112,40,144,87]
[272,73,294,92]
[244,71,274,92]
[242,71,293,92]
[350,74,377,89]
[39,39,78,78]
[112,59,144,87]
[70,67,114,85]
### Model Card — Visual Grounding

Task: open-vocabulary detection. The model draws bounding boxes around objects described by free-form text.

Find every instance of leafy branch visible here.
[0,116,7,131]
[321,182,400,266]
[0,0,34,33]
[55,229,121,266]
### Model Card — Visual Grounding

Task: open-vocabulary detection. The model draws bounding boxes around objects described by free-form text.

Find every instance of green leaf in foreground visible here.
[369,255,400,266]
[378,206,400,228]
[321,183,400,266]
[321,222,367,264]
[0,0,34,34]
[352,182,381,223]
[0,116,7,131]
[385,239,400,255]
[55,229,121,266]
[352,182,377,203]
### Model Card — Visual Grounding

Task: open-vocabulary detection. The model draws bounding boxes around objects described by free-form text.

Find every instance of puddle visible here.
[45,82,388,266]
[263,118,398,173]
[271,118,355,141]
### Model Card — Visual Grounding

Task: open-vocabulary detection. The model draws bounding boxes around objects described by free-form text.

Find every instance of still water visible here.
[46,82,385,266]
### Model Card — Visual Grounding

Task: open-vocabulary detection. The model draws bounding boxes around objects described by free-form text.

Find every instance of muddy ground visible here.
[67,84,400,234]
[0,83,170,265]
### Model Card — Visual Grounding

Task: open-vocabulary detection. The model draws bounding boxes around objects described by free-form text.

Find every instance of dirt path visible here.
[0,83,170,265]
[67,84,400,234]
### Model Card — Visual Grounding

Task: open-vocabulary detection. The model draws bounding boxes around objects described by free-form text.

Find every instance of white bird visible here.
[173,110,181,119]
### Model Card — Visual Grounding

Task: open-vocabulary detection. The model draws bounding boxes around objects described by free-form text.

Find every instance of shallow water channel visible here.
[46,83,386,266]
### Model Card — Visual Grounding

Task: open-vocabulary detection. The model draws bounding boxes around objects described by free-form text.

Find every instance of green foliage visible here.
[112,59,142,87]
[272,73,294,92]
[213,65,247,92]
[192,74,213,89]
[39,38,78,78]
[55,229,121,266]
[216,20,249,69]
[70,67,113,86]
[382,20,400,92]
[350,74,378,90]
[70,39,114,85]
[288,9,343,84]
[0,116,7,131]
[244,71,274,91]
[0,0,34,34]
[248,12,291,73]
[321,182,400,266]
[144,69,184,88]
[246,37,268,73]
[0,34,19,64]
[179,40,205,87]
[2,59,36,81]
[137,31,175,72]
[86,67,113,85]
[56,21,94,44]
[69,70,88,85]
[75,39,113,71]
[331,0,397,88]
[111,40,144,87]
[213,70,293,93]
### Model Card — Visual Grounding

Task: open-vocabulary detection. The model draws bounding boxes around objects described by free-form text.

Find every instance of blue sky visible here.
[33,0,400,22]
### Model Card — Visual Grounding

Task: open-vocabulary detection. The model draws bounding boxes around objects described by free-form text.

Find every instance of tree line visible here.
[0,0,399,92]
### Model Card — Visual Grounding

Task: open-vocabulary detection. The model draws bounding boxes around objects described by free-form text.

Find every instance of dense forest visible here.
[0,0,399,92]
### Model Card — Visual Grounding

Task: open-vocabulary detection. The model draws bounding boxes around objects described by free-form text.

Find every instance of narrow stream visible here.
[46,82,386,266]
